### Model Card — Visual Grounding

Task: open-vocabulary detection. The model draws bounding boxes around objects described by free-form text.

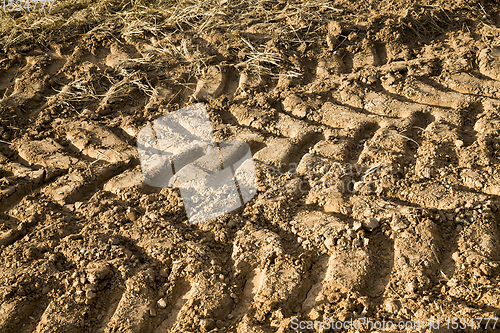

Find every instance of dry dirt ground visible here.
[1,0,500,332]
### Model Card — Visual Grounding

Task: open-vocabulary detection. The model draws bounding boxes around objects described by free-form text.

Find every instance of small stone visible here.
[87,274,97,284]
[398,256,407,266]
[384,298,400,314]
[149,307,156,317]
[363,217,379,231]
[353,181,364,193]
[352,221,362,231]
[406,282,417,293]
[324,192,345,213]
[447,278,458,288]
[86,263,111,284]
[200,319,215,330]
[126,210,138,221]
[157,298,167,309]
[159,268,169,277]
[324,237,334,250]
[109,237,120,245]
[84,284,96,292]
[451,252,460,262]
[309,308,320,320]
[390,215,407,231]
[455,140,464,148]
[86,290,96,298]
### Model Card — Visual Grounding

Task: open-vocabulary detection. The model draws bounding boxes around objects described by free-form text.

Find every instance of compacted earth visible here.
[1,0,500,332]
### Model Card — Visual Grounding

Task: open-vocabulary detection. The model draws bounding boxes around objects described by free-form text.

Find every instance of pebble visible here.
[157,298,167,308]
[390,216,407,231]
[324,237,334,250]
[384,298,400,314]
[200,319,215,330]
[352,221,362,231]
[397,256,407,266]
[126,211,137,221]
[363,217,379,231]
[159,268,169,277]
[84,284,96,292]
[447,278,458,288]
[406,282,417,293]
[86,263,111,284]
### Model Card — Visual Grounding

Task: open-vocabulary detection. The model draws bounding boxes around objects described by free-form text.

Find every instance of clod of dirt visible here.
[194,66,227,101]
[17,138,76,169]
[283,94,308,118]
[86,262,111,284]
[363,217,380,231]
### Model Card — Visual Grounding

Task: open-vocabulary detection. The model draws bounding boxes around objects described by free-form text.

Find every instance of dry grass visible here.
[1,0,496,53]
[0,0,347,71]
[49,62,157,113]
[1,0,498,114]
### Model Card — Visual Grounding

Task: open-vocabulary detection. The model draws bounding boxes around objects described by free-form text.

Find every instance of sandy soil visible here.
[1,0,500,332]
